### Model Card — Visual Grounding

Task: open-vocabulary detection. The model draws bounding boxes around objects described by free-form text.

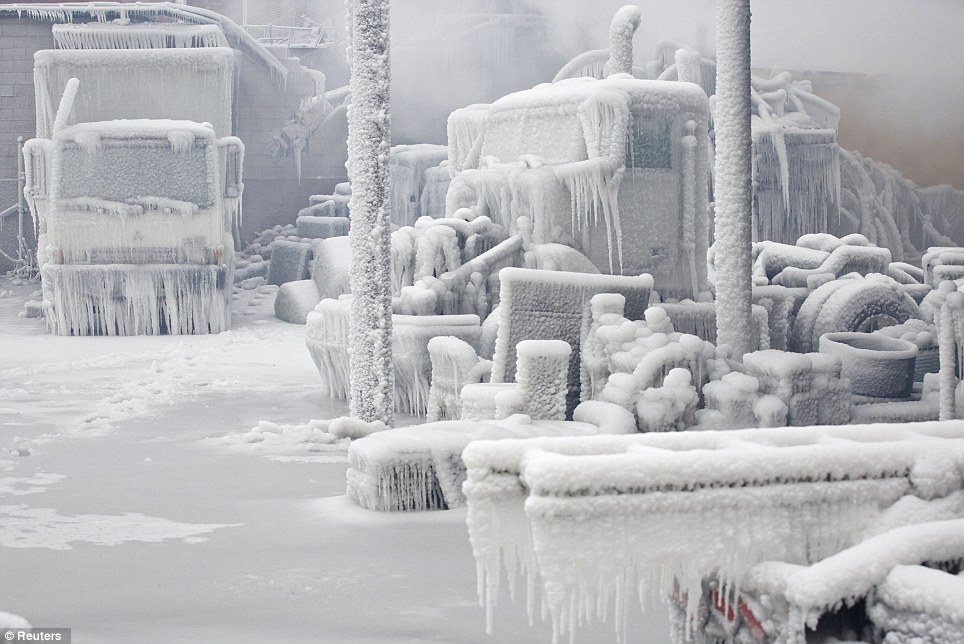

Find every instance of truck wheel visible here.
[790,276,921,353]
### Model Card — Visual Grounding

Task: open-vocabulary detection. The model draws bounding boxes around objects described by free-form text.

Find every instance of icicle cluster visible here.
[462,422,964,643]
[347,402,636,512]
[53,23,228,50]
[43,264,229,335]
[447,77,710,289]
[839,149,964,259]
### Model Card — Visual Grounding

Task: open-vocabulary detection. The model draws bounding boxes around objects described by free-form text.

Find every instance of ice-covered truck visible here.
[446,76,711,300]
[23,115,244,335]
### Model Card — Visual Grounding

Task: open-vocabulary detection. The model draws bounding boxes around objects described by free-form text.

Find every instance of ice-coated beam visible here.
[713,0,754,357]
[346,0,395,425]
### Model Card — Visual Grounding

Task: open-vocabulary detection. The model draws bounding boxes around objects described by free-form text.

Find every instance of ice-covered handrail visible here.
[52,22,228,49]
[1,2,287,82]
[552,48,609,83]
[438,234,523,293]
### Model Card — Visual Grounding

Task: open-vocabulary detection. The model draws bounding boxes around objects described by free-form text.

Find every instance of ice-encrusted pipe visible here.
[675,49,702,85]
[52,77,79,134]
[604,5,642,77]
[346,0,395,425]
[713,0,754,358]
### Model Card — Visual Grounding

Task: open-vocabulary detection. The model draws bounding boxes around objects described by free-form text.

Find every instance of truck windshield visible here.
[57,140,215,208]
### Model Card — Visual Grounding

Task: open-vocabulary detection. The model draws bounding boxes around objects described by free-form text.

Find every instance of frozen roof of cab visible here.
[55,119,217,142]
[490,75,710,115]
[0,2,286,81]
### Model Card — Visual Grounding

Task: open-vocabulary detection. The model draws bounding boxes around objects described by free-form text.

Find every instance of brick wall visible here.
[0,19,54,271]
[0,19,54,208]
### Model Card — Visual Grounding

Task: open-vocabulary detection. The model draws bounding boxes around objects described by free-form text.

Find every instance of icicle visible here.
[42,264,230,336]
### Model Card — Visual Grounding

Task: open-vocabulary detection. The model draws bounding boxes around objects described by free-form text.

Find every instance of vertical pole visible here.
[346,0,394,425]
[16,135,28,272]
[713,0,754,358]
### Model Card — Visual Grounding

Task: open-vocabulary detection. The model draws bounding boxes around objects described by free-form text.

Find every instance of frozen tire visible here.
[790,275,921,353]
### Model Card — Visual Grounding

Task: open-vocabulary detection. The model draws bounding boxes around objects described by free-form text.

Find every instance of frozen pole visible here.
[346,0,394,425]
[713,0,754,358]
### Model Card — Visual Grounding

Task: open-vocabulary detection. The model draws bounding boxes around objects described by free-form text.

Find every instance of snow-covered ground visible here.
[0,275,667,643]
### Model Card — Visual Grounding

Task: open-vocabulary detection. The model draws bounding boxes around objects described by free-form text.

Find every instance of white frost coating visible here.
[871,564,964,642]
[462,424,964,643]
[346,0,394,425]
[603,5,641,77]
[713,0,754,357]
[34,48,236,139]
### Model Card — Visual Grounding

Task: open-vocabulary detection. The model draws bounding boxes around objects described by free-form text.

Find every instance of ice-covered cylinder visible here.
[675,49,702,85]
[713,0,754,358]
[346,0,395,425]
[604,5,642,77]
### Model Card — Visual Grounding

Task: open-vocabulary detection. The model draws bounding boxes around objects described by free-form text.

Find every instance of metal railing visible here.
[243,24,344,49]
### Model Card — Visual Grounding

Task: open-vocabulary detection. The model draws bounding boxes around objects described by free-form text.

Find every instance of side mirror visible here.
[218,138,244,199]
[22,138,49,200]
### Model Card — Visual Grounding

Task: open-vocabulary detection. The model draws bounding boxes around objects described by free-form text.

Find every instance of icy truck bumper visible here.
[41,263,232,336]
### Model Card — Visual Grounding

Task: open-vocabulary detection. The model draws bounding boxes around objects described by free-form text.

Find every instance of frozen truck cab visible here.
[447,76,711,300]
[24,119,244,335]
